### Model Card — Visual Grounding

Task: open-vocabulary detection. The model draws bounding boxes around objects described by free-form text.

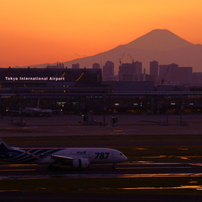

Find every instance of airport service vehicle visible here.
[0,139,127,169]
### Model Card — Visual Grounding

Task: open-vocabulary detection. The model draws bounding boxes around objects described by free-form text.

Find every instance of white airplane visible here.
[8,98,59,117]
[22,107,54,117]
[7,107,55,117]
[0,139,127,170]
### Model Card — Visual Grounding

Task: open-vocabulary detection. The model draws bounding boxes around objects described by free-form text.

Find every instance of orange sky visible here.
[0,0,202,67]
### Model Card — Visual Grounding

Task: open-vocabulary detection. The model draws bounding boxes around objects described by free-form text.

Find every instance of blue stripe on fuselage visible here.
[0,148,62,164]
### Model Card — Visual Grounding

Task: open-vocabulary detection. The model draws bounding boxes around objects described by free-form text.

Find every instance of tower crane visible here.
[119,53,125,65]
[160,66,169,85]
[128,53,134,63]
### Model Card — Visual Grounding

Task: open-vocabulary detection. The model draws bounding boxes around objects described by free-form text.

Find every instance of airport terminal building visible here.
[0,67,202,115]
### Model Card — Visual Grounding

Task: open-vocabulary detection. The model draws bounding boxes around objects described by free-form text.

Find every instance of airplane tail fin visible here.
[0,139,10,151]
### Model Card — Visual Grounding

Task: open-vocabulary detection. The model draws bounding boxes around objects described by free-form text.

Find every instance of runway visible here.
[2,162,202,202]
[1,114,202,201]
[1,162,202,202]
[1,162,202,179]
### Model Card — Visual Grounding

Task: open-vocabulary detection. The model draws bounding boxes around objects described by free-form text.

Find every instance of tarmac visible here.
[0,113,202,137]
[1,113,202,202]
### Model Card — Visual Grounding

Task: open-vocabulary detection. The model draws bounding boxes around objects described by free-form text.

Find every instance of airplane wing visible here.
[50,154,73,163]
[50,154,73,161]
[49,154,90,169]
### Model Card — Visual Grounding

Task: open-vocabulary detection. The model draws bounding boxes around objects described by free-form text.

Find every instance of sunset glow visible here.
[1,0,202,67]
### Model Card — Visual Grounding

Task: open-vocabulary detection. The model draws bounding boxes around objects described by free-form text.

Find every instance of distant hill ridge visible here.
[126,29,193,51]
[23,29,202,73]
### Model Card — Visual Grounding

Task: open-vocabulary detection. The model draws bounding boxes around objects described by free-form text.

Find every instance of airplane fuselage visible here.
[39,148,127,164]
[0,142,127,169]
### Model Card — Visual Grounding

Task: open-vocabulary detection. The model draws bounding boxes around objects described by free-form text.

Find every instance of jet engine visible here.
[72,157,90,169]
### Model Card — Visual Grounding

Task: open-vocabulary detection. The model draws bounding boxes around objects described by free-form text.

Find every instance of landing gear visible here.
[48,161,58,170]
[48,164,56,170]
[112,163,116,169]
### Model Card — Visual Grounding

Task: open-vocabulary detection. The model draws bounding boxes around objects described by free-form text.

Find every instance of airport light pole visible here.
[103,94,106,126]
[144,86,147,114]
[179,94,183,125]
[8,95,13,125]
[19,96,24,128]
[165,94,169,126]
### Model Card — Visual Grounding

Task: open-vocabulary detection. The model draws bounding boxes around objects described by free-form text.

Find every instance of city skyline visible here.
[0,0,202,68]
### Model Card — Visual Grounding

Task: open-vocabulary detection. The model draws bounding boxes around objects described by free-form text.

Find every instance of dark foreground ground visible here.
[1,193,202,202]
[1,113,202,201]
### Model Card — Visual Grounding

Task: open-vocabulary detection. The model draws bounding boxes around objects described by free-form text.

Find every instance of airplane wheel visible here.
[112,163,116,169]
[48,165,55,170]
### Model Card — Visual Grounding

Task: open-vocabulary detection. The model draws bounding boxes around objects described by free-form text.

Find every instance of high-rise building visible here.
[159,63,179,84]
[135,61,142,75]
[47,63,64,69]
[102,61,114,81]
[192,72,202,85]
[150,61,158,83]
[92,63,100,69]
[118,63,136,81]
[118,61,142,81]
[178,67,192,85]
[72,63,80,69]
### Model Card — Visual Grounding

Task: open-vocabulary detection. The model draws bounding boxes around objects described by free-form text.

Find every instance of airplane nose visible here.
[123,155,128,161]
